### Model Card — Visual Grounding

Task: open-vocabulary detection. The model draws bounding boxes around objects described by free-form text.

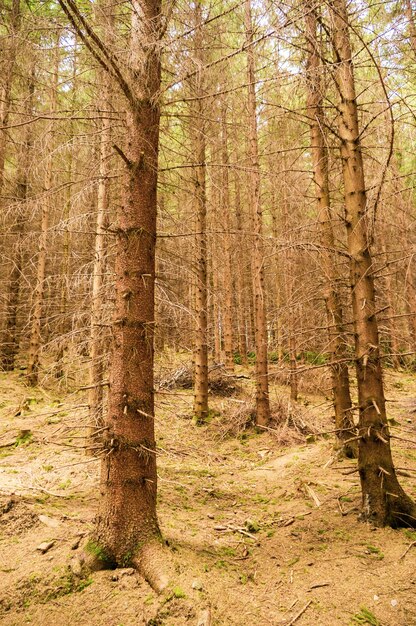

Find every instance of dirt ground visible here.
[1,364,416,626]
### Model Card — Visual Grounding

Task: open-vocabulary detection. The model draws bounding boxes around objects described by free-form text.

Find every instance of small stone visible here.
[111,573,119,582]
[119,568,135,577]
[192,579,203,591]
[70,557,83,577]
[207,513,214,519]
[71,536,82,550]
[391,599,398,607]
[38,515,60,528]
[36,541,55,554]
[307,561,315,566]
[374,595,379,601]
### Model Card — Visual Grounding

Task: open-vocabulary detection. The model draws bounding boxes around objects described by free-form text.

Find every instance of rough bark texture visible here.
[305,4,356,457]
[245,0,270,426]
[191,0,209,423]
[92,0,168,578]
[332,0,416,526]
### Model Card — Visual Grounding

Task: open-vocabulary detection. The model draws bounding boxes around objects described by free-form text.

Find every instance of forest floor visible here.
[1,361,416,626]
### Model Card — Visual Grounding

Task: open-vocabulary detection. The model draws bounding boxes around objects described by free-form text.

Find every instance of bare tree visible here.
[331,0,416,526]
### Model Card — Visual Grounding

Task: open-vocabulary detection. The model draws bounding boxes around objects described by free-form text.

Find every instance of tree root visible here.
[132,540,176,593]
[71,536,175,594]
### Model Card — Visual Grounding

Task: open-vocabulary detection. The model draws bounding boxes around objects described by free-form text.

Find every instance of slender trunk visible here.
[305,4,356,457]
[234,171,249,366]
[56,46,77,380]
[381,240,400,368]
[405,271,416,351]
[220,101,234,371]
[211,253,222,364]
[331,0,416,526]
[27,41,60,385]
[191,0,209,423]
[0,70,35,371]
[0,0,20,194]
[245,0,270,426]
[89,70,111,437]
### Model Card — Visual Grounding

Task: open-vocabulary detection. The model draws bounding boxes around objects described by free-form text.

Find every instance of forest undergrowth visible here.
[0,364,416,626]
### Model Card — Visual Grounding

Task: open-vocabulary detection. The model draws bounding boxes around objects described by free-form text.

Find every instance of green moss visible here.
[85,540,110,563]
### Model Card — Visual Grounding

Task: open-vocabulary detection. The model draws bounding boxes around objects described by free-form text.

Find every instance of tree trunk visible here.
[27,40,60,386]
[331,0,416,526]
[234,171,249,366]
[220,100,234,372]
[245,0,270,426]
[92,0,169,588]
[89,69,111,439]
[191,0,209,424]
[305,4,356,457]
[0,0,20,194]
[0,66,34,371]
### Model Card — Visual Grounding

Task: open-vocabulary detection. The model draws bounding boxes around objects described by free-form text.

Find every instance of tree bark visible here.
[220,100,235,371]
[245,0,270,426]
[88,71,111,438]
[305,4,356,457]
[191,0,209,424]
[331,0,416,526]
[85,0,172,589]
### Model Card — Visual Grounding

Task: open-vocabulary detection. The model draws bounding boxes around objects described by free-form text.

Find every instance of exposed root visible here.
[132,540,175,593]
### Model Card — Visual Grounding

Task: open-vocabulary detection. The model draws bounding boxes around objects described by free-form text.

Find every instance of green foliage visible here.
[247,351,256,364]
[365,545,384,560]
[233,352,242,365]
[15,430,32,446]
[350,606,380,625]
[172,586,186,599]
[300,351,328,366]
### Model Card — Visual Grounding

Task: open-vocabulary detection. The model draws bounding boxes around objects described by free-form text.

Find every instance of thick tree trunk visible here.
[305,5,356,457]
[191,0,209,424]
[93,0,167,586]
[245,0,270,426]
[331,0,416,526]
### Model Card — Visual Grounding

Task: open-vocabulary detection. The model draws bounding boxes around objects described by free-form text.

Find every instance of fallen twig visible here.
[287,600,312,625]
[399,541,416,560]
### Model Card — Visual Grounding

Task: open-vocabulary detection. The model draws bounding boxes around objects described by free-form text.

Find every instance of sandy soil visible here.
[0,366,416,626]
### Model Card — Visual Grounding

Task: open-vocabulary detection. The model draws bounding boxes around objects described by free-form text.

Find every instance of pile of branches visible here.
[216,395,319,444]
[156,363,243,397]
